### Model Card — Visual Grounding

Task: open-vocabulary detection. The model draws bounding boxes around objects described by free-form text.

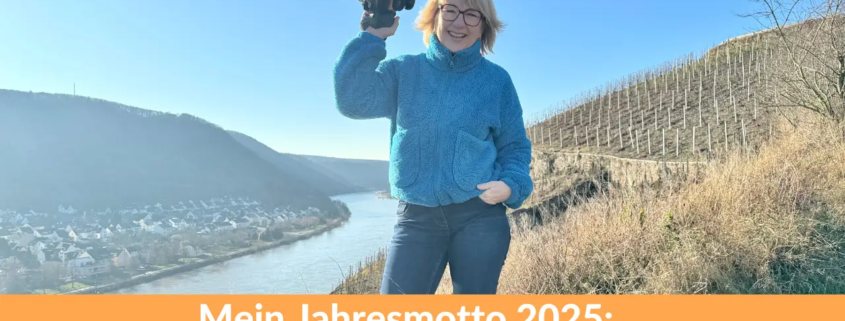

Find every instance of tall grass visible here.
[330,248,386,294]
[495,118,845,294]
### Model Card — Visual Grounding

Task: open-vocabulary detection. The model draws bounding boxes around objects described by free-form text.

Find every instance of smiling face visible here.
[434,0,484,53]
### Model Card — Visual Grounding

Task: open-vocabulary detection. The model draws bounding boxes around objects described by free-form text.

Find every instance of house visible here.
[0,240,13,267]
[212,221,235,232]
[235,217,251,229]
[55,229,73,242]
[105,247,123,265]
[32,247,46,264]
[269,215,285,224]
[14,228,37,247]
[0,228,11,241]
[139,220,154,233]
[42,249,60,264]
[169,218,190,230]
[58,205,77,215]
[147,223,167,235]
[20,225,40,237]
[138,218,175,235]
[197,224,212,234]
[66,248,112,277]
[60,248,83,264]
[75,231,92,240]
[123,221,142,235]
[246,213,268,227]
[130,213,146,223]
[100,227,114,239]
[40,229,63,243]
[28,238,50,263]
[58,241,79,252]
[64,226,78,241]
[158,220,178,234]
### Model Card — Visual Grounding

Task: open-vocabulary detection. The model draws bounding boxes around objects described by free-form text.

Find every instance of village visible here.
[0,196,345,294]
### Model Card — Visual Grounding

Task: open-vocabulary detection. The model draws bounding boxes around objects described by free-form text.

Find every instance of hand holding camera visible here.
[361,11,399,40]
[359,0,415,40]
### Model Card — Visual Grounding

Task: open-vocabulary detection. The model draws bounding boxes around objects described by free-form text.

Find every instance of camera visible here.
[359,0,416,30]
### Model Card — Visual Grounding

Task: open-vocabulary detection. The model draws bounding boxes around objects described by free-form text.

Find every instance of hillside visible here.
[525,27,787,162]
[300,155,390,192]
[228,131,384,196]
[0,89,339,215]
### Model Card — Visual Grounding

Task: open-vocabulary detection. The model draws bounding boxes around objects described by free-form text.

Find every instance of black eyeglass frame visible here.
[438,4,484,27]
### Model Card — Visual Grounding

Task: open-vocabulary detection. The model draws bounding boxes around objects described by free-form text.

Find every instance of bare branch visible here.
[742,0,845,122]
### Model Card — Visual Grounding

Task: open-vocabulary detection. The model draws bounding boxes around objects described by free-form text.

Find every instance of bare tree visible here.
[742,0,845,123]
[1,261,28,294]
[153,242,176,265]
[39,262,66,292]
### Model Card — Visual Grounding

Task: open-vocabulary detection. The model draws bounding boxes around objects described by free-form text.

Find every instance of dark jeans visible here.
[380,196,511,294]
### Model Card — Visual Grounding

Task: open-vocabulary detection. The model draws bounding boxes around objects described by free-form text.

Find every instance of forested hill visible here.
[299,155,390,193]
[228,130,388,196]
[0,89,338,214]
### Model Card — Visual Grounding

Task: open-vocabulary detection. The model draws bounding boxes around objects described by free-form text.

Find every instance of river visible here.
[112,192,398,294]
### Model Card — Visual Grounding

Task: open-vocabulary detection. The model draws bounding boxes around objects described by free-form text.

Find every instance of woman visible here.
[332,0,533,294]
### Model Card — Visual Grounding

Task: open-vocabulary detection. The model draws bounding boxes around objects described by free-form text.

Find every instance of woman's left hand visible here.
[477,181,511,205]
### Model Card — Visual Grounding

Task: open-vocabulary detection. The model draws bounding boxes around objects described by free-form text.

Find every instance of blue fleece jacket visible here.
[333,31,533,209]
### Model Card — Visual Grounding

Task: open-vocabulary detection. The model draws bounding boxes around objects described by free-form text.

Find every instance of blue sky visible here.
[0,0,764,161]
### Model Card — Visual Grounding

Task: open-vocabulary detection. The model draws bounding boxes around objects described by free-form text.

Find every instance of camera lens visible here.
[405,0,415,10]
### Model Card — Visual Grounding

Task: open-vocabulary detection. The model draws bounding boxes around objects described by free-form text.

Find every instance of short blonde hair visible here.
[414,0,504,55]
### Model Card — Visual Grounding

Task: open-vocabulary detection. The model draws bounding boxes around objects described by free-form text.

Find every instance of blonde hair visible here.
[414,0,504,55]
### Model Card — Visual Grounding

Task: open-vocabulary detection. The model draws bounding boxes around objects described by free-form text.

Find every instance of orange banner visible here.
[1,295,844,321]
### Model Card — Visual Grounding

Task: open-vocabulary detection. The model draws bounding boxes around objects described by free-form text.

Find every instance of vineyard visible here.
[523,26,795,162]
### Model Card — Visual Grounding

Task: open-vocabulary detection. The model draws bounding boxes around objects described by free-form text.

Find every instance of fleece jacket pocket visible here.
[453,130,497,192]
[389,128,420,188]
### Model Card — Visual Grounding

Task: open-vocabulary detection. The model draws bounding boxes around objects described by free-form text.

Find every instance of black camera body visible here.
[359,0,415,30]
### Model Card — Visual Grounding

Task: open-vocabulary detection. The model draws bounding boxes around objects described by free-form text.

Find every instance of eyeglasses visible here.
[439,4,483,27]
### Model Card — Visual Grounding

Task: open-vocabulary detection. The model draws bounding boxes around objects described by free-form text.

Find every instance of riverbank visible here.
[64,218,348,294]
[375,191,396,200]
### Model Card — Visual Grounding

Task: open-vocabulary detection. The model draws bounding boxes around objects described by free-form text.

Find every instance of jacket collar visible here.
[425,33,483,73]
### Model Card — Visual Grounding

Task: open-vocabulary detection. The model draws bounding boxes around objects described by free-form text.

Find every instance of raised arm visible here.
[332,31,400,120]
[493,75,534,209]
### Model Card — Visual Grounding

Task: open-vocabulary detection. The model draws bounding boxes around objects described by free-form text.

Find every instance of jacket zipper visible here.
[433,60,455,205]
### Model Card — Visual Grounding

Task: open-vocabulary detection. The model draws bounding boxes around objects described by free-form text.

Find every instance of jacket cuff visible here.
[500,176,523,209]
[357,31,386,43]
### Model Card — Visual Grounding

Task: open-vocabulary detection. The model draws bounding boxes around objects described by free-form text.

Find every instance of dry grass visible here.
[330,248,386,294]
[496,118,845,294]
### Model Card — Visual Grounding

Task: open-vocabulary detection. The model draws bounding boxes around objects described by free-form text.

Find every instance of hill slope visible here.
[526,28,786,162]
[300,155,389,192]
[0,89,337,215]
[228,130,383,196]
